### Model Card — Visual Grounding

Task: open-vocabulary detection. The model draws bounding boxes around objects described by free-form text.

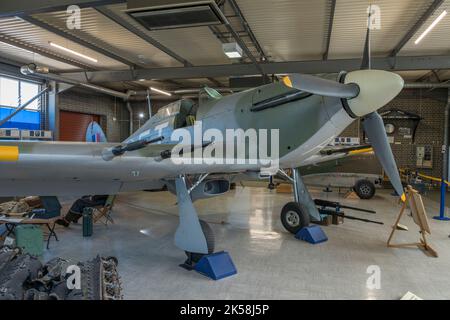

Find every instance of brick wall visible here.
[341,88,448,178]
[58,88,129,142]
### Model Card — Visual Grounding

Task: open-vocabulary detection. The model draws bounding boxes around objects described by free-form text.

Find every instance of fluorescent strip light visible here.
[415,10,447,45]
[49,42,98,63]
[150,87,172,96]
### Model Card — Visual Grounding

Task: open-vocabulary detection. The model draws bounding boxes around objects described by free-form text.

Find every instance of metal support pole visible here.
[434,88,450,221]
[0,86,49,127]
[126,101,133,135]
[146,89,152,119]
[47,81,58,140]
[292,168,321,221]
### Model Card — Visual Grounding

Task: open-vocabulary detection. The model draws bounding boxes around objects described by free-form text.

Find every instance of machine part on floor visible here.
[314,199,376,214]
[0,253,42,300]
[101,257,122,300]
[184,220,215,266]
[194,251,237,280]
[0,247,20,272]
[39,257,68,284]
[0,246,122,300]
[174,175,209,255]
[280,202,310,234]
[353,179,376,199]
[295,225,328,244]
[24,288,50,300]
[66,256,122,300]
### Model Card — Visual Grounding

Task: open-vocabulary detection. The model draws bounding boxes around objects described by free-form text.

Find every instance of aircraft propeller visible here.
[283,7,406,201]
[359,8,405,201]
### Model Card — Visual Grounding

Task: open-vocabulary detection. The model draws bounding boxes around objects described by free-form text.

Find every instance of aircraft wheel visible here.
[353,180,376,199]
[185,220,215,263]
[280,202,310,234]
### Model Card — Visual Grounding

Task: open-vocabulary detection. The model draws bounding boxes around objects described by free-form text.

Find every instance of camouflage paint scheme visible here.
[0,81,360,196]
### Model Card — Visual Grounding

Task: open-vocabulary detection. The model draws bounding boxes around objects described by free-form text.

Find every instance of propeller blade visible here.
[361,6,372,70]
[282,74,360,99]
[361,26,371,70]
[363,112,405,201]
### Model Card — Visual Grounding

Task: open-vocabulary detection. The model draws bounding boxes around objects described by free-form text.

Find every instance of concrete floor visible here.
[42,186,450,300]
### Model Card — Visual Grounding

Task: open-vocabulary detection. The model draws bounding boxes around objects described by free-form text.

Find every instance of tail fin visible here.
[85,121,107,143]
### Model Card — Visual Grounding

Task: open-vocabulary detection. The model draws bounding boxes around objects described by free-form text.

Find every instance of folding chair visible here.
[93,195,116,225]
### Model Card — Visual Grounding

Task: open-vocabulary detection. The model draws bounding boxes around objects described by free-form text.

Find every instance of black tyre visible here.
[280,202,310,234]
[353,179,376,199]
[185,220,215,263]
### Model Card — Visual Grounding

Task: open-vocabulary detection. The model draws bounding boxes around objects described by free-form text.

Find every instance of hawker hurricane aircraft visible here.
[0,24,405,263]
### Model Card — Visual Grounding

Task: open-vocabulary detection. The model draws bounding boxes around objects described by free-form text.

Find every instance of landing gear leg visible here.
[279,168,321,234]
[174,175,214,268]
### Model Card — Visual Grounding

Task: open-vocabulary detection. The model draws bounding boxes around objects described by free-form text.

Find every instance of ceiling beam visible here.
[0,34,90,70]
[215,3,265,76]
[227,0,268,61]
[21,15,136,68]
[94,6,192,67]
[62,55,450,83]
[323,0,336,60]
[0,0,125,18]
[389,0,445,57]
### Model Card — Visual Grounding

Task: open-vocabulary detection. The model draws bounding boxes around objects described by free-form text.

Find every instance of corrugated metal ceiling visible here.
[236,0,330,61]
[0,0,448,83]
[0,16,127,70]
[32,7,182,68]
[328,0,435,59]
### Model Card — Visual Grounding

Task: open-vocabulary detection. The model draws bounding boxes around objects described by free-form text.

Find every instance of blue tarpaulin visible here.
[0,107,40,130]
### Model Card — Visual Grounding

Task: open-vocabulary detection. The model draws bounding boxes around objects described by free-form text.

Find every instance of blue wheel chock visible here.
[295,225,328,244]
[194,251,237,280]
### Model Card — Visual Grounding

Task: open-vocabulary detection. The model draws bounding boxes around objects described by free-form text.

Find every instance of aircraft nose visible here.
[343,70,404,117]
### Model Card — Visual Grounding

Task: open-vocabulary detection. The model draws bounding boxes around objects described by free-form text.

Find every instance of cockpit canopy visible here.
[154,99,197,129]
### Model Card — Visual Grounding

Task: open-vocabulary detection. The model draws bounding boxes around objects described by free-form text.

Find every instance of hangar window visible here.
[0,76,41,111]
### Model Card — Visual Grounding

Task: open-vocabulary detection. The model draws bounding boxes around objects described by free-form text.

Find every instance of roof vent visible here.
[126,1,224,30]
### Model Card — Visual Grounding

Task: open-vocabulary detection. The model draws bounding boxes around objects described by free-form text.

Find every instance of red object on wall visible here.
[59,111,101,142]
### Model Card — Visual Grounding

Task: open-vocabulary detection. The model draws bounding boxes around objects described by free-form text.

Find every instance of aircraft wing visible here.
[0,140,181,196]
